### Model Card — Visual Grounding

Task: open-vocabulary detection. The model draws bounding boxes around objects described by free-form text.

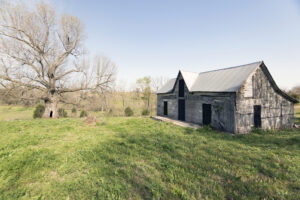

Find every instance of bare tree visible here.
[0,1,116,118]
[151,76,170,92]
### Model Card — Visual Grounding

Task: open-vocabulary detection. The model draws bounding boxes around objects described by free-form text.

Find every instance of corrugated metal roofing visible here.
[180,71,199,89]
[157,61,262,93]
[190,62,261,92]
[156,78,177,94]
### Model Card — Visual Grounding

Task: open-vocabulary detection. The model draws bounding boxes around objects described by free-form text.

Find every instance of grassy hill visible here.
[295,105,300,124]
[0,116,299,199]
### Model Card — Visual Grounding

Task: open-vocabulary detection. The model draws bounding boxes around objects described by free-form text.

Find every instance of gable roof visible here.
[157,61,261,94]
[157,61,298,103]
[189,61,260,92]
[156,78,177,94]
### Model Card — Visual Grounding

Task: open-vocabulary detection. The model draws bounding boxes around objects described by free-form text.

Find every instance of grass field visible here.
[0,105,107,121]
[1,104,299,124]
[295,105,300,124]
[0,106,33,121]
[0,116,300,199]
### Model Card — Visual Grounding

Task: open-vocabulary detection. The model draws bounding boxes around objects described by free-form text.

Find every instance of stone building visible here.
[156,61,298,133]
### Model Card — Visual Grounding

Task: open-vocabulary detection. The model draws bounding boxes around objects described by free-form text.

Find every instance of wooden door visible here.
[203,104,212,125]
[254,105,261,128]
[178,99,185,121]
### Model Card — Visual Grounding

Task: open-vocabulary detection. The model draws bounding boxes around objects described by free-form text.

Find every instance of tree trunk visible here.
[42,93,59,118]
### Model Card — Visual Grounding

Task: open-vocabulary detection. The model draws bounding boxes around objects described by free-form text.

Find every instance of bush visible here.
[141,109,150,116]
[33,104,45,119]
[58,108,68,118]
[80,110,88,118]
[72,107,77,113]
[124,107,134,116]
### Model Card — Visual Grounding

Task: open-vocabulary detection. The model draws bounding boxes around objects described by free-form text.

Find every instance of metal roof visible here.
[156,61,298,103]
[190,62,261,92]
[156,78,176,94]
[157,61,262,93]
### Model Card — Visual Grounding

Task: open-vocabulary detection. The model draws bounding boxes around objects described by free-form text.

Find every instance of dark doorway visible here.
[254,105,261,128]
[203,104,212,125]
[178,99,185,121]
[50,111,53,118]
[163,101,168,115]
[179,79,184,97]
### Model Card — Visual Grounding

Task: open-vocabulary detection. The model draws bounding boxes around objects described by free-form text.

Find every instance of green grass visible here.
[0,117,299,199]
[295,106,300,124]
[0,105,109,120]
[0,105,33,121]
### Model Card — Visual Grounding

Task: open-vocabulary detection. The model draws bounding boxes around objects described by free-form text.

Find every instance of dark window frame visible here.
[178,79,184,97]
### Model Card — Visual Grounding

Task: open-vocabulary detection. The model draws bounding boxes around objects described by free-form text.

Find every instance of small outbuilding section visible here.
[157,61,298,134]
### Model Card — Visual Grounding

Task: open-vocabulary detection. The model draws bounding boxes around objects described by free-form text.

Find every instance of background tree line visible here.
[0,76,169,117]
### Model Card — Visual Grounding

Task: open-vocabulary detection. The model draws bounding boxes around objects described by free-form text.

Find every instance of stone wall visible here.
[157,73,236,133]
[235,66,294,133]
[185,93,236,132]
[157,94,178,119]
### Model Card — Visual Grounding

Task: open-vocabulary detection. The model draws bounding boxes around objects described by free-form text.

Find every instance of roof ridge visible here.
[179,61,262,75]
[158,61,264,94]
[198,61,263,75]
[179,70,200,74]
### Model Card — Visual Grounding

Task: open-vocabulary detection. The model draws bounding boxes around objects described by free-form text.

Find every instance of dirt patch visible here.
[84,116,97,126]
[49,171,65,182]
[63,132,74,142]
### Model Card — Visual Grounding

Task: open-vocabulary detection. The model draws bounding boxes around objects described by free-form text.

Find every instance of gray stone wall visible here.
[185,93,236,132]
[157,73,236,133]
[235,66,294,133]
[157,94,178,119]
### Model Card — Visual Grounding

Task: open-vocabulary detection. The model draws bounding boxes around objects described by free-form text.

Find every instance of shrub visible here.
[124,107,134,116]
[33,104,45,119]
[71,107,77,113]
[58,108,68,118]
[141,109,150,116]
[80,110,88,118]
